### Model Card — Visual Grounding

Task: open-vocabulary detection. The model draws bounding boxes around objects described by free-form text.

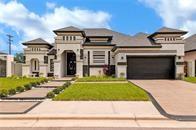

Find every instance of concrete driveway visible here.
[130,80,196,120]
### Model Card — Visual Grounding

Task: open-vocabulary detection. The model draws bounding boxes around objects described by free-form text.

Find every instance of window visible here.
[66,36,69,41]
[70,36,72,40]
[23,56,26,63]
[73,36,76,40]
[50,59,54,72]
[93,51,105,63]
[80,49,83,59]
[44,56,48,64]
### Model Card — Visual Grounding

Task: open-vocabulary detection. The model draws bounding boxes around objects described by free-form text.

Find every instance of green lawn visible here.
[184,77,196,83]
[76,76,126,82]
[0,77,45,91]
[54,83,149,101]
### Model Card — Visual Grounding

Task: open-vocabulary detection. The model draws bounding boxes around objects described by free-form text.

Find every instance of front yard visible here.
[184,77,196,83]
[0,77,46,91]
[54,82,149,101]
[76,76,126,82]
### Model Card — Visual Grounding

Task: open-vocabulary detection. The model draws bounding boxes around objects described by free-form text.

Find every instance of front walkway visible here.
[130,80,196,120]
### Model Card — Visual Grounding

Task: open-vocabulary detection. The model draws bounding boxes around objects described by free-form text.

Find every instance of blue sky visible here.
[0,0,195,54]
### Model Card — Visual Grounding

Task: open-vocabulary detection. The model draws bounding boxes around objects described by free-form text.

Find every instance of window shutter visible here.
[80,49,83,59]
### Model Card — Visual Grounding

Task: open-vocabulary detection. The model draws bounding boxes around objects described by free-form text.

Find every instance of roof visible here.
[0,51,7,55]
[48,48,57,55]
[22,38,53,47]
[149,27,187,38]
[115,32,161,48]
[185,34,196,52]
[53,26,84,35]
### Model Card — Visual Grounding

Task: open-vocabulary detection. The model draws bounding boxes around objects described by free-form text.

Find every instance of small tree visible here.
[14,53,24,63]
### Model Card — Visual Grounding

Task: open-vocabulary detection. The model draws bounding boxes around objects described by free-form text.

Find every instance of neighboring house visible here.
[184,34,196,77]
[0,51,13,77]
[22,26,187,79]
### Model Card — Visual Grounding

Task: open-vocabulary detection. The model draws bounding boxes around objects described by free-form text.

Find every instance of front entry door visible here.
[67,52,76,75]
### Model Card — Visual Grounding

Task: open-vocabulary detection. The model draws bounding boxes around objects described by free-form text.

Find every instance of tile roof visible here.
[53,26,83,33]
[185,34,196,52]
[22,38,53,47]
[156,27,187,33]
[0,51,7,55]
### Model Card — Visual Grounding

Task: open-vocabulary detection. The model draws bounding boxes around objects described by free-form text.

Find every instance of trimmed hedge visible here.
[24,84,32,90]
[46,81,72,99]
[8,89,16,95]
[0,89,8,97]
[16,86,25,92]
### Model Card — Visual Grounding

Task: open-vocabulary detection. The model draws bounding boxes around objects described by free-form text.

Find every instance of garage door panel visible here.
[127,57,175,79]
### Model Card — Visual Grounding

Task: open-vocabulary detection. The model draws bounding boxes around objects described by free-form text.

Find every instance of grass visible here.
[76,76,126,82]
[0,77,45,91]
[54,82,149,101]
[184,77,196,83]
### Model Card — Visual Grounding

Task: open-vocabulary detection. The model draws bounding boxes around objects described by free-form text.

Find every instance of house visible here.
[184,34,196,77]
[22,26,187,79]
[0,51,13,77]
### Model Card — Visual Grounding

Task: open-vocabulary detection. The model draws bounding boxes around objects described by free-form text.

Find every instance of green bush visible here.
[8,89,16,95]
[47,91,55,98]
[16,86,25,92]
[40,80,45,84]
[53,88,61,94]
[36,81,41,85]
[66,81,71,86]
[24,84,32,90]
[43,78,49,83]
[0,89,8,97]
[63,83,68,88]
[58,86,64,91]
[30,82,37,87]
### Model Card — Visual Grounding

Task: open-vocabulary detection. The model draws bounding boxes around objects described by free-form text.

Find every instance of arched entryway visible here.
[61,50,76,77]
[30,58,40,77]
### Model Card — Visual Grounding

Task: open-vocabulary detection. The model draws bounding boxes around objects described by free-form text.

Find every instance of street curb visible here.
[0,114,168,121]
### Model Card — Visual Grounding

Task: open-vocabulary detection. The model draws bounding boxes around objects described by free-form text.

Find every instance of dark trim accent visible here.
[0,101,42,114]
[129,81,196,121]
[112,45,162,52]
[117,62,127,65]
[117,50,177,54]
[185,49,196,53]
[148,31,188,38]
[87,51,90,76]
[83,44,115,46]
[108,51,110,66]
[176,62,185,65]
[22,43,53,48]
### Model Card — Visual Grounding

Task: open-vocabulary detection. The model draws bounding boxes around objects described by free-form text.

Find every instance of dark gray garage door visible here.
[127,57,175,79]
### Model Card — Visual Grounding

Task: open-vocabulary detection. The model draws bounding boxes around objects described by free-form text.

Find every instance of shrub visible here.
[0,89,8,97]
[36,81,41,85]
[120,72,125,78]
[8,89,16,95]
[66,81,71,86]
[30,82,37,87]
[24,84,32,90]
[63,83,68,88]
[46,91,55,98]
[16,86,25,92]
[40,80,45,84]
[53,88,60,94]
[43,78,49,83]
[58,86,64,91]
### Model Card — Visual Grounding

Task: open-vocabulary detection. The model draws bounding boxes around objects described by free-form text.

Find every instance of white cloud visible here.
[46,2,56,9]
[0,1,111,50]
[139,0,196,35]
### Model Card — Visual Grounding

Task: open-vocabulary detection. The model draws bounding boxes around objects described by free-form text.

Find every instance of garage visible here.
[127,56,175,79]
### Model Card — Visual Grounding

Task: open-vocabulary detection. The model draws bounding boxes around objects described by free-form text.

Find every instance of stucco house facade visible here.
[0,52,13,77]
[22,26,187,79]
[184,34,196,77]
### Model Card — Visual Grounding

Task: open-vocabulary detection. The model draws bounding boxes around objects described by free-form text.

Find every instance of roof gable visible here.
[22,38,53,48]
[185,34,196,52]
